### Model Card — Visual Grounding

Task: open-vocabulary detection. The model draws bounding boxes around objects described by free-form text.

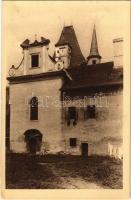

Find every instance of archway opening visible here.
[24,129,42,154]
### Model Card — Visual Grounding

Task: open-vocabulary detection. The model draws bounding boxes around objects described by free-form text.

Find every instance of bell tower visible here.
[54,25,85,69]
[87,25,101,65]
[54,44,71,70]
[20,36,51,75]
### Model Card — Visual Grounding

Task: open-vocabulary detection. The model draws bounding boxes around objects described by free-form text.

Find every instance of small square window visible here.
[31,54,39,68]
[70,138,77,147]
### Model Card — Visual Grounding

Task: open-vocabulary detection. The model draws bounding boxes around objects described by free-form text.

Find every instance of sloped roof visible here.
[55,26,85,67]
[62,62,123,90]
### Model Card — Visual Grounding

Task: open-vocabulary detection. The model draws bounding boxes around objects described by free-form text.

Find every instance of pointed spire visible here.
[87,25,101,64]
[90,25,100,57]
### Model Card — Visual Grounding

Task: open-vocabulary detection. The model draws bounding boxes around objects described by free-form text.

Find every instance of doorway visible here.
[24,129,42,154]
[81,143,88,156]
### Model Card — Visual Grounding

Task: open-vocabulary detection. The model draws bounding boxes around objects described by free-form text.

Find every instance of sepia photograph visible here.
[1,1,130,199]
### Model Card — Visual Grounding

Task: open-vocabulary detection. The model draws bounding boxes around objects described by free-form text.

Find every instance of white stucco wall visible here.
[10,77,63,153]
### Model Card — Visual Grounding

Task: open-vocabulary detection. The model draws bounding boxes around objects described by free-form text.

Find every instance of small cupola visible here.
[87,25,102,65]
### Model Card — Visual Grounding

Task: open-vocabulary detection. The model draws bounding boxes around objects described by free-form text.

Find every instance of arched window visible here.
[30,97,38,120]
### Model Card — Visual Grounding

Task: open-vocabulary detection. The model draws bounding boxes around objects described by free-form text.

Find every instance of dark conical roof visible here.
[87,25,101,59]
[55,25,85,67]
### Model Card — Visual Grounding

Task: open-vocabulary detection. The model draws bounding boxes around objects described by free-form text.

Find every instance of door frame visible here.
[81,142,88,156]
[24,129,42,154]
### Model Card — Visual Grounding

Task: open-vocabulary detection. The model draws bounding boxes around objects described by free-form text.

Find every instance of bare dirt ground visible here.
[39,162,102,189]
[6,154,122,189]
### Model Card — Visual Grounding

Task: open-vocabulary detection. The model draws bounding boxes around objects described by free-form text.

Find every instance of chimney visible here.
[113,38,123,68]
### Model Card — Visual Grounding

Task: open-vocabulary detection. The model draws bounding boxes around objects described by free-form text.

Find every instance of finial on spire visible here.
[35,34,37,41]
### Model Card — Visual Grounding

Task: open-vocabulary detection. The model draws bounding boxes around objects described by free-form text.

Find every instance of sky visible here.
[3,1,130,72]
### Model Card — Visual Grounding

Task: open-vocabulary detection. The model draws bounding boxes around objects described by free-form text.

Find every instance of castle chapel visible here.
[7,25,123,156]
